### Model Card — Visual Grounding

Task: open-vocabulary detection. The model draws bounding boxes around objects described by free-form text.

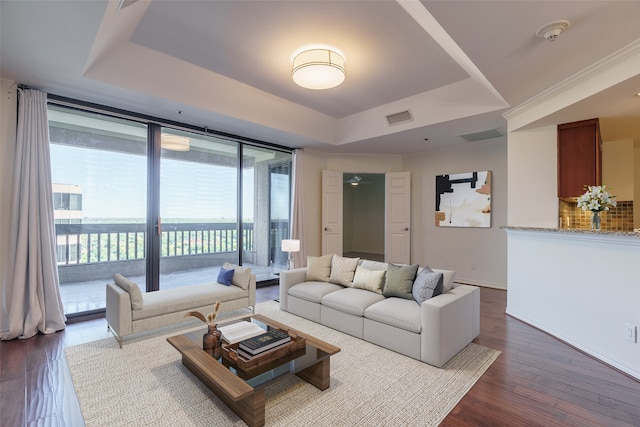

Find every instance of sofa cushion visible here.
[352,266,386,294]
[329,254,360,286]
[217,267,234,286]
[383,263,419,300]
[288,281,343,304]
[114,273,143,310]
[306,254,333,282]
[364,298,422,333]
[321,288,385,316]
[133,283,245,321]
[223,262,251,290]
[412,267,443,304]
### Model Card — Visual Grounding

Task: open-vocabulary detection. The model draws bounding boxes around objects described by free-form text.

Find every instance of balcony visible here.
[56,221,288,315]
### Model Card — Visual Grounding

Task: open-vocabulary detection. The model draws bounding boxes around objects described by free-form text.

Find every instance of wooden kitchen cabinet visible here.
[557,118,601,198]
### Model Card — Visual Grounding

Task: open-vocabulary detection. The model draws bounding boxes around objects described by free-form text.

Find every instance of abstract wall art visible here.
[435,171,492,228]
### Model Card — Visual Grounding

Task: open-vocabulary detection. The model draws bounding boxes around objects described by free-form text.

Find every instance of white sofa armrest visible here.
[279,268,308,311]
[420,284,480,367]
[106,282,133,343]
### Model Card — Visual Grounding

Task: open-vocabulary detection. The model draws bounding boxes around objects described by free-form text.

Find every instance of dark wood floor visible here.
[1,286,639,427]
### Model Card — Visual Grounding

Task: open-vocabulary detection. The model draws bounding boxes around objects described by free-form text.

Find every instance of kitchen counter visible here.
[502,226,640,238]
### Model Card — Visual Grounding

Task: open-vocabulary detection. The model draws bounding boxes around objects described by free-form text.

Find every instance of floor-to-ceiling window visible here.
[48,101,292,318]
[49,105,148,317]
[243,146,293,279]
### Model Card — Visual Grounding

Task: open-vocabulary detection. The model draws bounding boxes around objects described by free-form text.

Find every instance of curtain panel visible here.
[291,148,306,268]
[2,89,66,340]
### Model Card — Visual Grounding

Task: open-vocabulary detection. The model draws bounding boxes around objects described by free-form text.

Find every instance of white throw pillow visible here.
[306,254,333,282]
[329,254,360,286]
[223,262,252,290]
[352,266,386,294]
[360,259,388,271]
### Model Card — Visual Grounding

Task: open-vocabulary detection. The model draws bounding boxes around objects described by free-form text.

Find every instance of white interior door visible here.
[322,170,343,255]
[385,172,411,264]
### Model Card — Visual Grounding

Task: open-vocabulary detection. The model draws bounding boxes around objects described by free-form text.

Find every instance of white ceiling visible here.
[1,0,639,154]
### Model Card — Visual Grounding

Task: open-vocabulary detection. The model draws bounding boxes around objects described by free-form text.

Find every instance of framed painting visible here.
[435,171,491,228]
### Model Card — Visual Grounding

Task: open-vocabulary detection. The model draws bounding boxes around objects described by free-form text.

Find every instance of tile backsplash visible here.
[559,200,634,231]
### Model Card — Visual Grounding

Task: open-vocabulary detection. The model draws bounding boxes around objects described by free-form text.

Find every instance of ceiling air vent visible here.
[459,129,504,142]
[117,0,139,12]
[386,110,413,126]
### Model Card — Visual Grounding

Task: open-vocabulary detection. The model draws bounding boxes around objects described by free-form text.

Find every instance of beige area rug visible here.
[65,301,500,426]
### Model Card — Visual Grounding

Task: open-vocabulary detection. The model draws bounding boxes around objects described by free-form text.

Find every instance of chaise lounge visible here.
[106,263,256,347]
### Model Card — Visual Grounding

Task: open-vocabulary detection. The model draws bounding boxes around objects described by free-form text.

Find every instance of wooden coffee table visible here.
[167,314,340,427]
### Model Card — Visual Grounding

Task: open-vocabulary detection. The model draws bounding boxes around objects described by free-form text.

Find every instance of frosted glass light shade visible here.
[292,49,345,90]
[161,134,190,151]
[281,239,300,253]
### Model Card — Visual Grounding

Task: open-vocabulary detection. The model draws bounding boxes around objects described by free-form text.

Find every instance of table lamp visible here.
[281,239,300,270]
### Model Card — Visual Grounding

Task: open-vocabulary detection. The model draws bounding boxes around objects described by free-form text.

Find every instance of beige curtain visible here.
[2,89,66,340]
[291,149,306,268]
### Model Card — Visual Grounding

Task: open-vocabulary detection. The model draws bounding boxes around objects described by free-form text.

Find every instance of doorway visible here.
[342,173,385,261]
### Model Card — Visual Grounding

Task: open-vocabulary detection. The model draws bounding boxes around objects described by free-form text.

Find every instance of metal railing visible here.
[55,222,255,265]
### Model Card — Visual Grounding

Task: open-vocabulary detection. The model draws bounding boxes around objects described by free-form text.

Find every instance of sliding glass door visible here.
[48,102,293,318]
[48,106,148,316]
[242,147,293,281]
[157,129,239,290]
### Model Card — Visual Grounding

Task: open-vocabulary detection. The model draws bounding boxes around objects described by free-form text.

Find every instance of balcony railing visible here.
[55,222,255,266]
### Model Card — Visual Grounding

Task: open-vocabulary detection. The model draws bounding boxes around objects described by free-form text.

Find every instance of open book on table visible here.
[218,321,265,344]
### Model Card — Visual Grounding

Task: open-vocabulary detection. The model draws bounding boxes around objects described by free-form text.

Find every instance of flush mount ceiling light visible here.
[161,134,190,151]
[536,20,571,42]
[292,48,345,90]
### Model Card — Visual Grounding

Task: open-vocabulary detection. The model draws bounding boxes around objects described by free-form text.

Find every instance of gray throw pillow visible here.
[113,273,143,310]
[412,267,443,304]
[383,263,419,300]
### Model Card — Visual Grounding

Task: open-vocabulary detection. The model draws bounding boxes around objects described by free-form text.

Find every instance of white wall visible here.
[300,139,508,288]
[404,139,508,288]
[636,141,640,227]
[301,150,403,259]
[602,139,634,201]
[506,125,558,227]
[0,78,17,333]
[506,229,640,380]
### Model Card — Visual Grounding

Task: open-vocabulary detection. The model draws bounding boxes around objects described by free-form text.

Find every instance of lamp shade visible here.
[292,49,345,90]
[281,239,300,253]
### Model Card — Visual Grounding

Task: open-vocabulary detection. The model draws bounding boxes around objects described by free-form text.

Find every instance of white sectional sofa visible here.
[279,257,480,367]
[106,264,256,347]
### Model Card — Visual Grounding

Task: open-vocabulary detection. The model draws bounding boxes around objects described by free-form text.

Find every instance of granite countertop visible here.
[501,226,640,238]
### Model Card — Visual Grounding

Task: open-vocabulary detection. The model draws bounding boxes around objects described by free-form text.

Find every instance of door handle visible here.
[324,227,330,232]
[403,227,409,231]
[156,217,162,235]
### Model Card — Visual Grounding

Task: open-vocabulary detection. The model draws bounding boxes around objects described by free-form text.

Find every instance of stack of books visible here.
[237,329,291,359]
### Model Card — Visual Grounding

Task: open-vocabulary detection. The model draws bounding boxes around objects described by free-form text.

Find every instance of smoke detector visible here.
[536,20,571,42]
